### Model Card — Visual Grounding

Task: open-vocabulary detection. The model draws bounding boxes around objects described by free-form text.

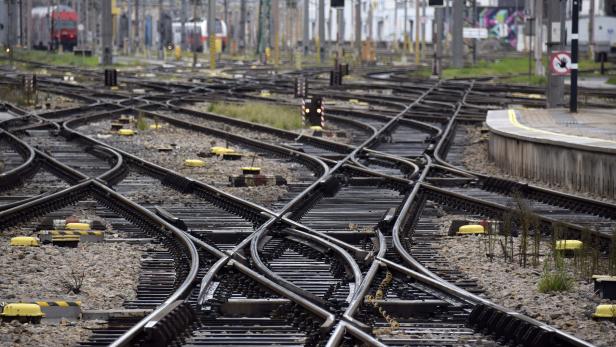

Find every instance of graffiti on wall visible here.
[479,8,524,48]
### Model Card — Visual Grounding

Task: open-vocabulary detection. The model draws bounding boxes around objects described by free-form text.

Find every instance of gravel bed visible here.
[0,240,148,310]
[1,170,70,197]
[0,181,174,345]
[0,319,106,347]
[0,202,154,347]
[434,214,616,346]
[116,171,198,205]
[167,106,285,143]
[461,125,616,204]
[0,218,149,347]
[78,118,301,205]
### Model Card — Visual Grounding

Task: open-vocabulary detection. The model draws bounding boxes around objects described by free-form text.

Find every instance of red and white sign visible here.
[550,51,572,76]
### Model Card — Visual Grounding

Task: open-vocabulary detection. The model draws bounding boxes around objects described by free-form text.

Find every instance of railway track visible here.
[1,61,614,346]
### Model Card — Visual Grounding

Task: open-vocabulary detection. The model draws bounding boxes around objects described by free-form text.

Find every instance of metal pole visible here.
[19,0,24,47]
[589,0,595,60]
[7,0,14,65]
[102,0,113,65]
[181,0,187,50]
[192,0,198,67]
[451,0,463,68]
[134,0,139,53]
[85,0,90,47]
[273,0,279,66]
[534,0,544,75]
[158,0,164,60]
[127,0,133,54]
[528,17,533,80]
[414,0,420,64]
[304,0,309,55]
[26,0,32,48]
[367,0,372,40]
[393,1,398,51]
[318,0,324,62]
[404,0,408,55]
[570,0,579,113]
[355,0,361,58]
[547,0,564,108]
[337,7,343,58]
[47,0,51,52]
[472,0,477,65]
[240,0,246,52]
[433,6,443,78]
[208,0,216,69]
[421,0,426,59]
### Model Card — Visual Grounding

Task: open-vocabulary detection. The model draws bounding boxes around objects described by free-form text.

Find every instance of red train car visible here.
[31,5,78,51]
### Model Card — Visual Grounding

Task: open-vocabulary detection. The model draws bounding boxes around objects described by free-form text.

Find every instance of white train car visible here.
[172,18,228,52]
[565,0,616,60]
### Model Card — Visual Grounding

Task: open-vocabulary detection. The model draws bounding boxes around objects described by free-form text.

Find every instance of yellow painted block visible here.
[1,303,44,318]
[149,124,163,130]
[555,240,583,251]
[174,46,182,61]
[184,159,206,167]
[210,147,235,155]
[117,129,135,136]
[592,304,616,318]
[457,224,485,235]
[10,236,40,247]
[215,39,223,53]
[65,223,90,231]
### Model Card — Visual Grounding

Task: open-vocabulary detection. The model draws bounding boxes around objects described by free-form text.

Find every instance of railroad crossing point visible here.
[487,108,616,198]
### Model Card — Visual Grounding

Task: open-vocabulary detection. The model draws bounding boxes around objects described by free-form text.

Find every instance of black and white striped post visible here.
[570,0,579,113]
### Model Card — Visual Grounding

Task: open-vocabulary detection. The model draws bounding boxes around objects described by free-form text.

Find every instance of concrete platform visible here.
[486,108,616,198]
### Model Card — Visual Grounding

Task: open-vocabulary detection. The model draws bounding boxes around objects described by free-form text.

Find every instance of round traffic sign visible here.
[550,51,571,76]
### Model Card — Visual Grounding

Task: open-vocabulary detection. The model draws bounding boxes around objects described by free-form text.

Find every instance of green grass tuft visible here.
[136,113,149,131]
[538,245,574,293]
[208,102,303,130]
[12,48,99,67]
[537,270,574,293]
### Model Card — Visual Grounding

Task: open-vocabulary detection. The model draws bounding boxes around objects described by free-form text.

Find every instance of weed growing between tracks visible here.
[0,85,27,106]
[208,102,303,130]
[538,254,574,293]
[0,85,81,109]
[12,49,99,67]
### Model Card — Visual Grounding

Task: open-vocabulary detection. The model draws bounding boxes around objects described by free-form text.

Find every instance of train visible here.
[31,5,78,51]
[566,0,616,61]
[171,18,228,52]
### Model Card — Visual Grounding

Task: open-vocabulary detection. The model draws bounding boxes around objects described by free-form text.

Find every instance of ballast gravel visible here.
[1,213,153,345]
[0,241,147,310]
[78,118,301,205]
[434,215,616,347]
[0,319,106,347]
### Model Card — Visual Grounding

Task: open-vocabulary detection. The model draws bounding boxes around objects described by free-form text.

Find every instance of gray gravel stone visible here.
[433,214,616,346]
